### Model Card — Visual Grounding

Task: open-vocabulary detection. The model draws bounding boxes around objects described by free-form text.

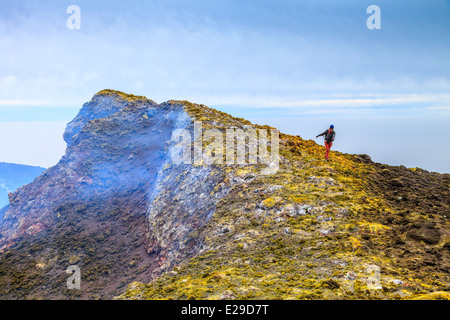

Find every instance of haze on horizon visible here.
[0,0,449,173]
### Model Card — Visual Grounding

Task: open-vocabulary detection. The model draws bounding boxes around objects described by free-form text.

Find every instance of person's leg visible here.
[325,142,332,159]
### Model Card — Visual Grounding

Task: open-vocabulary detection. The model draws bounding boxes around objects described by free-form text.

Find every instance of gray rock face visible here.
[0,93,185,249]
[63,94,157,147]
[146,162,232,273]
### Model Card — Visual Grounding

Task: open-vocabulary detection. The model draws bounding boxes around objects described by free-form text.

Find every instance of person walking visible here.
[316,125,336,160]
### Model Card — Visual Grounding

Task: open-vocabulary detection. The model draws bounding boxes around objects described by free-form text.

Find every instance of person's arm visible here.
[316,130,327,138]
[331,131,336,142]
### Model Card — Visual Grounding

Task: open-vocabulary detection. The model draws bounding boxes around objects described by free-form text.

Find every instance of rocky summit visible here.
[0,90,448,300]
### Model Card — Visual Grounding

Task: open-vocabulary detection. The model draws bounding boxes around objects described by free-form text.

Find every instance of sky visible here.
[0,0,449,172]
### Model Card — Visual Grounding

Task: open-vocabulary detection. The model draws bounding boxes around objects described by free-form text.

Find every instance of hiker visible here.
[316,125,336,160]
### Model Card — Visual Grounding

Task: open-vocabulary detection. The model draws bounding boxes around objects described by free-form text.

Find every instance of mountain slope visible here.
[121,99,450,300]
[0,90,189,299]
[0,90,448,300]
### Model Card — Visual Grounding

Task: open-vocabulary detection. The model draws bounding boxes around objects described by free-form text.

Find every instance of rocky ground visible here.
[120,99,450,300]
[0,90,448,300]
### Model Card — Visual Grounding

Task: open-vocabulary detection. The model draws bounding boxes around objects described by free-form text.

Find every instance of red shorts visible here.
[325,141,332,159]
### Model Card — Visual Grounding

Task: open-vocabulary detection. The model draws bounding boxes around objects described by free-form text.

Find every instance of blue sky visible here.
[0,0,449,172]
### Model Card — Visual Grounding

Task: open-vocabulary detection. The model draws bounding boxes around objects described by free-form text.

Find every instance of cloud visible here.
[425,105,450,111]
[0,99,54,106]
[197,93,450,109]
[0,121,67,167]
[0,183,10,194]
[0,0,449,114]
[0,75,17,87]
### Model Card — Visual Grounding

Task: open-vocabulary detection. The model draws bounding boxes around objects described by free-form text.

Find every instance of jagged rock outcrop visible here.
[0,90,198,298]
[0,89,448,300]
[1,91,182,249]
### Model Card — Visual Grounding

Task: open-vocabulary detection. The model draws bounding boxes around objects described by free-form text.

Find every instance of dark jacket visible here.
[317,129,336,143]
